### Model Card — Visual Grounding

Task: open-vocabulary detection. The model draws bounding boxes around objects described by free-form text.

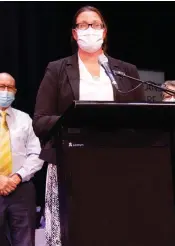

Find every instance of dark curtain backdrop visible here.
[0,1,174,115]
[0,1,174,206]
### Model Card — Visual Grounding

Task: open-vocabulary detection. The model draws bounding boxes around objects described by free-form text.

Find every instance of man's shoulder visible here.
[11,107,31,121]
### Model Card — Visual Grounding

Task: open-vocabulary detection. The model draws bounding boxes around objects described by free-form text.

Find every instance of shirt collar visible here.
[0,106,13,116]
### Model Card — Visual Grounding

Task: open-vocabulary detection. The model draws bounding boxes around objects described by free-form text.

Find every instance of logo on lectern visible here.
[68,142,73,147]
[68,142,84,147]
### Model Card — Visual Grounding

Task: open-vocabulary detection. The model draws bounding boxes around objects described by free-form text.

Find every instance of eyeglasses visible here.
[75,22,104,30]
[0,85,16,92]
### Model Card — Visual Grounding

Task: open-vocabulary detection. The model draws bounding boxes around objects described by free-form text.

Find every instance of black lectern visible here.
[56,101,175,246]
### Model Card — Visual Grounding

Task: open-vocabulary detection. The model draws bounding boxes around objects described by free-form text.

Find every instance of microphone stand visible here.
[115,71,175,96]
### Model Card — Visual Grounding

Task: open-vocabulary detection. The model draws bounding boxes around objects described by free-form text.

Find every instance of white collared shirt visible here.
[0,107,43,182]
[78,55,114,101]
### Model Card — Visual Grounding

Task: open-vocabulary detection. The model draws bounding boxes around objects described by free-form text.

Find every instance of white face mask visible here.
[163,97,175,102]
[76,27,104,53]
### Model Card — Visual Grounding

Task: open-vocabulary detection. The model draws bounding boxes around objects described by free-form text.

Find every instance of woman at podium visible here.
[33,5,145,246]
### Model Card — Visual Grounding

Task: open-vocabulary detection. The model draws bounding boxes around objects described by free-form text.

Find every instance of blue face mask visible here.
[0,90,15,108]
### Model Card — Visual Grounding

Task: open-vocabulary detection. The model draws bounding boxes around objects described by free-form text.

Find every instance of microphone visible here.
[113,70,175,96]
[98,54,119,90]
[98,55,175,96]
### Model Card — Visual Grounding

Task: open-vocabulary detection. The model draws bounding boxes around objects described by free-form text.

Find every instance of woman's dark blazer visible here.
[33,53,145,164]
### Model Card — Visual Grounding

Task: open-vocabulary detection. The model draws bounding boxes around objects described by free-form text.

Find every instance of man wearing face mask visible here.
[162,80,175,102]
[0,73,44,246]
[33,5,145,246]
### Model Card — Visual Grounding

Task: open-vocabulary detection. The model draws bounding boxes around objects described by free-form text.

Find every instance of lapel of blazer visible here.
[107,55,130,93]
[65,53,80,100]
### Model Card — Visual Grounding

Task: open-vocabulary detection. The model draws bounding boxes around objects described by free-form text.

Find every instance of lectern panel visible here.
[59,130,175,246]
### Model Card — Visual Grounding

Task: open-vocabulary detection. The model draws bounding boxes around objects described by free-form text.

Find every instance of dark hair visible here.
[71,6,108,53]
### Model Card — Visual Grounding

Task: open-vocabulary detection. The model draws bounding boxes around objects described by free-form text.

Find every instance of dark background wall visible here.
[0,1,174,115]
[0,1,174,206]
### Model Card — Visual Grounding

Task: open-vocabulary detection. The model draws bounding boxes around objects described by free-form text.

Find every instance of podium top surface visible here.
[69,101,175,107]
[56,101,175,128]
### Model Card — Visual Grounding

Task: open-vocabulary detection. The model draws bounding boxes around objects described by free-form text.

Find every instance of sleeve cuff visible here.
[16,169,31,182]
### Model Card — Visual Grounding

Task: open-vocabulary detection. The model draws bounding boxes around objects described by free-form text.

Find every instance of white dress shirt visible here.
[78,55,114,101]
[0,107,43,182]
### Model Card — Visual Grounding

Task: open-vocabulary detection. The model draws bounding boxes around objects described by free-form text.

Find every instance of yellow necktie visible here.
[0,111,12,176]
